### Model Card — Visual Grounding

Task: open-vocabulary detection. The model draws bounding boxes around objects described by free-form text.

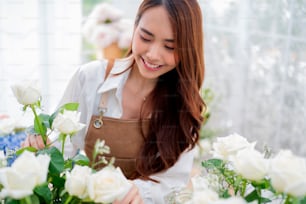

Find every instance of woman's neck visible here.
[126,63,157,98]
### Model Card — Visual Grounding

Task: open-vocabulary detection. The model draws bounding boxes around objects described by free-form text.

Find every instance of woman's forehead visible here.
[138,6,174,40]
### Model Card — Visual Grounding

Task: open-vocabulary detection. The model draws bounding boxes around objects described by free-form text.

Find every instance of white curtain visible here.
[0,0,82,118]
[199,0,306,156]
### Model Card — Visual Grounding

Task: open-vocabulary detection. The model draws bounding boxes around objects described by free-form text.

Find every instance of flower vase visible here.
[98,42,122,60]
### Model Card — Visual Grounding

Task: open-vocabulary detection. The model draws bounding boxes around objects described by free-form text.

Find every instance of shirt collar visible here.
[97,56,134,94]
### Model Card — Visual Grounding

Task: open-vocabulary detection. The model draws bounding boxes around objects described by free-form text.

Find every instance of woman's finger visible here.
[36,136,46,149]
[131,195,143,204]
[118,184,143,204]
[121,185,138,203]
[28,135,45,149]
[28,135,39,148]
[21,137,30,147]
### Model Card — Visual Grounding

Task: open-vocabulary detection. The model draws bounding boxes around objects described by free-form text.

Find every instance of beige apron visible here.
[84,60,149,179]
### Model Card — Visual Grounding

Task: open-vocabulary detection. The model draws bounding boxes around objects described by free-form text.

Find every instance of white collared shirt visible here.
[57,56,195,204]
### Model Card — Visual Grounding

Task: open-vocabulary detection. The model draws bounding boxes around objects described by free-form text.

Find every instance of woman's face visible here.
[132,6,178,80]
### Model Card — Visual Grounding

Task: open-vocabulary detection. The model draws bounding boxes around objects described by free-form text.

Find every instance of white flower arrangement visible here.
[0,82,131,203]
[166,133,306,204]
[82,3,133,49]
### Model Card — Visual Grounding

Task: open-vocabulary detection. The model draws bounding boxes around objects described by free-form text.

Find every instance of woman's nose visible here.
[146,44,161,60]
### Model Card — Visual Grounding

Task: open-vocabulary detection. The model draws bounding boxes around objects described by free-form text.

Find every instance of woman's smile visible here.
[141,57,163,71]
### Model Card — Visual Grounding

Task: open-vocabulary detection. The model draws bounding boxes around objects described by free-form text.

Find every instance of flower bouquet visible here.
[167,133,306,204]
[0,82,131,204]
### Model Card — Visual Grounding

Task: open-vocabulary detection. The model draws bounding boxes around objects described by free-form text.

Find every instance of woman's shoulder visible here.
[79,59,107,73]
[78,56,133,75]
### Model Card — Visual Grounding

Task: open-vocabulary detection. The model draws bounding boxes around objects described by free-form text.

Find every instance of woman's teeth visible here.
[144,60,161,69]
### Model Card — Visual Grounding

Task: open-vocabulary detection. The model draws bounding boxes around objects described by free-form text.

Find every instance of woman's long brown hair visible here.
[130,0,206,180]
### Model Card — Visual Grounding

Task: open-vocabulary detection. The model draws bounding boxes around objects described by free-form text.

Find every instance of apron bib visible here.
[84,59,150,179]
[84,116,149,179]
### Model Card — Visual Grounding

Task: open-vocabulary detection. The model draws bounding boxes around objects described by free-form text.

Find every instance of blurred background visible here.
[0,0,305,156]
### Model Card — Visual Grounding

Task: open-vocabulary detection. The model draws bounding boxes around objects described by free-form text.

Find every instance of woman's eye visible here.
[140,35,150,42]
[165,46,175,51]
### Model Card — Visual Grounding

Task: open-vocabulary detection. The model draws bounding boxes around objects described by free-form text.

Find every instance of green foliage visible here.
[201,158,306,204]
[34,183,52,204]
[38,147,65,175]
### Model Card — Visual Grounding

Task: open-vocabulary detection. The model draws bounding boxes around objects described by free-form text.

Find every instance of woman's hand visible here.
[113,183,144,204]
[21,134,51,149]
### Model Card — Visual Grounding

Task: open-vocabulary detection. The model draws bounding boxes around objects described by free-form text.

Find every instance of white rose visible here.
[269,150,306,197]
[192,189,219,204]
[0,151,50,199]
[114,19,133,49]
[191,175,210,191]
[52,110,85,135]
[198,139,213,157]
[230,147,269,181]
[211,133,256,160]
[11,82,41,105]
[65,165,92,199]
[12,151,50,185]
[90,3,122,23]
[0,118,16,135]
[87,166,131,203]
[0,167,36,199]
[91,24,119,48]
[212,197,247,204]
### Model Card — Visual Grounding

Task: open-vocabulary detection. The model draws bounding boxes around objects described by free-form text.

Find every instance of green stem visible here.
[240,179,247,197]
[92,159,108,169]
[22,196,32,204]
[284,195,292,204]
[256,187,262,204]
[30,105,47,145]
[61,134,67,156]
[64,195,73,204]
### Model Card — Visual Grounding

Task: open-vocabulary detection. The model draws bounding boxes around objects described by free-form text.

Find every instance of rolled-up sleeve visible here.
[133,148,195,204]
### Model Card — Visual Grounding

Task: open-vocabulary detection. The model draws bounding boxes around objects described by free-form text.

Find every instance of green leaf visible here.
[72,154,90,166]
[16,147,37,155]
[65,154,90,169]
[34,115,47,136]
[251,178,271,189]
[38,113,51,129]
[38,147,64,174]
[219,189,231,198]
[49,102,79,127]
[50,174,66,189]
[36,99,41,109]
[28,194,40,204]
[260,197,272,203]
[22,105,29,112]
[245,189,259,202]
[65,159,73,169]
[202,158,224,169]
[4,198,19,204]
[299,196,306,204]
[59,102,79,113]
[34,183,52,204]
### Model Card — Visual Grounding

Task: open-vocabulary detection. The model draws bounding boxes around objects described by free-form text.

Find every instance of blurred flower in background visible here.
[82,2,133,59]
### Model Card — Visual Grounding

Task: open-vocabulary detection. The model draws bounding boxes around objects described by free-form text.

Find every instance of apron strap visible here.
[99,59,115,109]
[94,59,115,127]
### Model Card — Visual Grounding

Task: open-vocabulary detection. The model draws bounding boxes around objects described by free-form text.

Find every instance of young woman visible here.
[23,0,205,203]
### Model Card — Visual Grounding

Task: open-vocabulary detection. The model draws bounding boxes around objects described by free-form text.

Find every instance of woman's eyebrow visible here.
[140,27,174,43]
[140,27,153,36]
